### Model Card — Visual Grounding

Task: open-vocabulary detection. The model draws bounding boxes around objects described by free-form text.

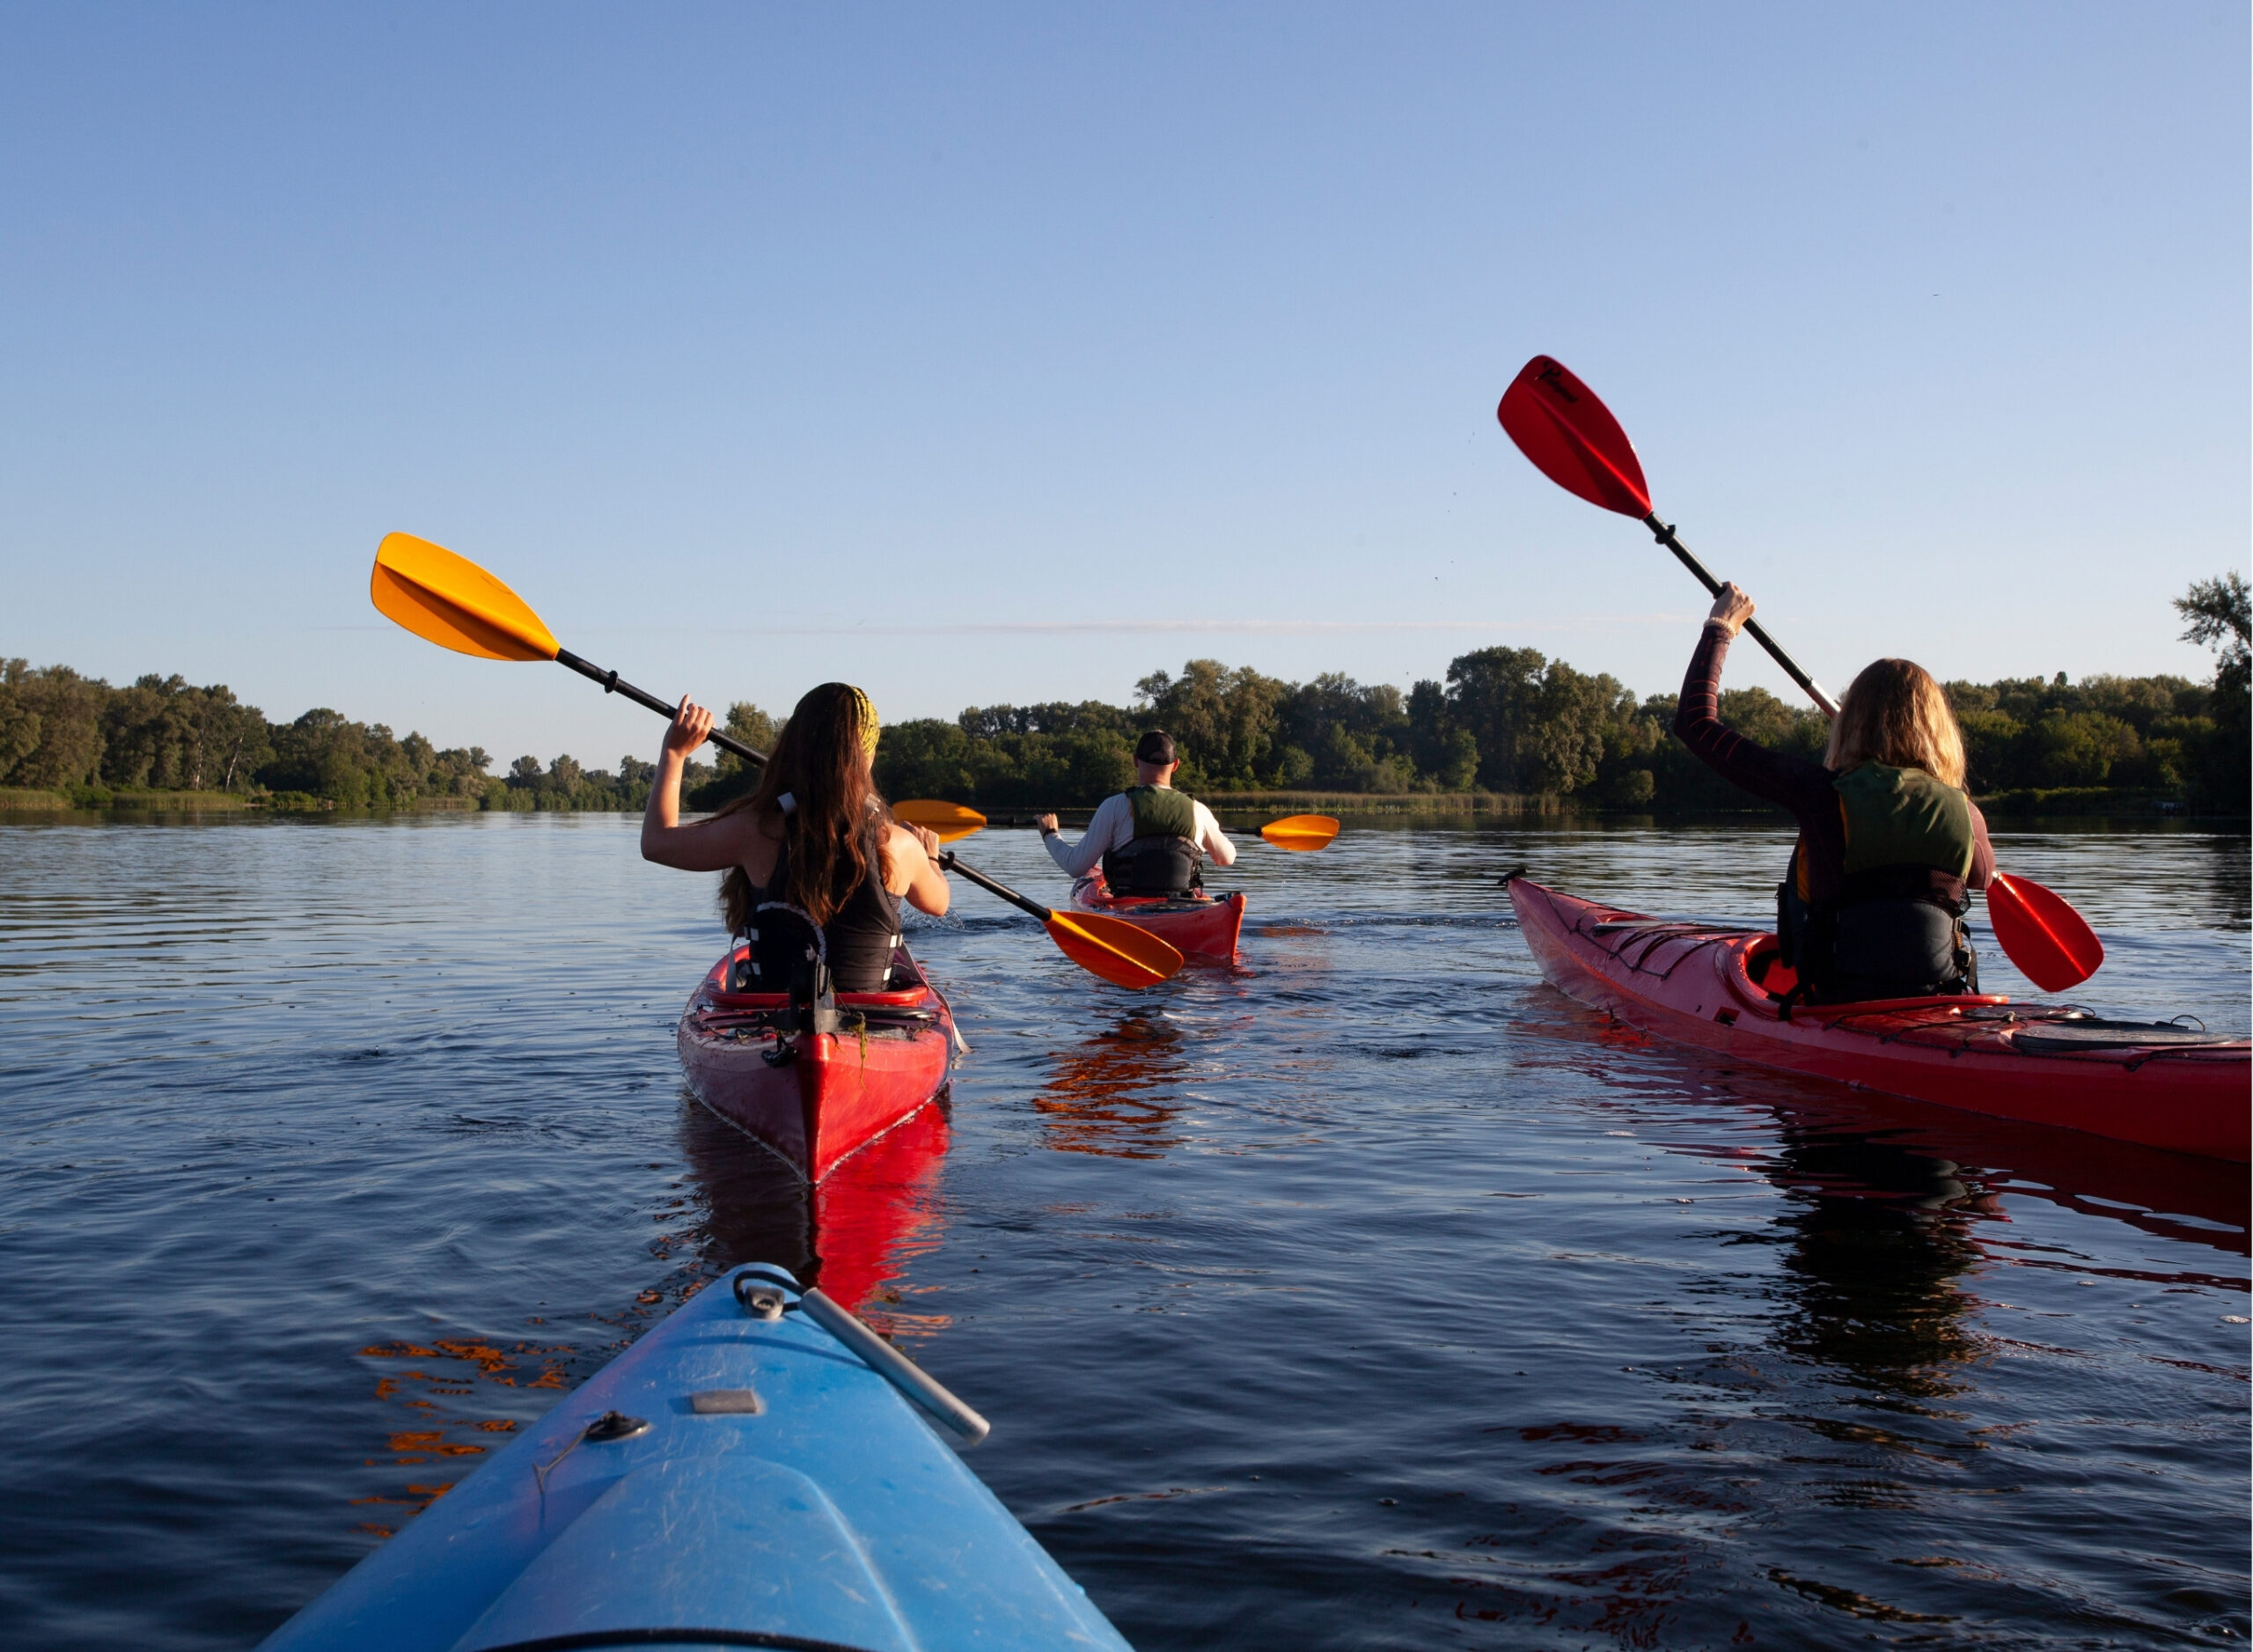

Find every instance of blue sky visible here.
[4,4,2245,767]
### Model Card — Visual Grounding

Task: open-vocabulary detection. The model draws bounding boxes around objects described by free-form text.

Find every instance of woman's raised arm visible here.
[641,697,759,871]
[889,822,951,917]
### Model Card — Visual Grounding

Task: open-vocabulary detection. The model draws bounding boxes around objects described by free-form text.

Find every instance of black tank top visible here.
[745,824,902,993]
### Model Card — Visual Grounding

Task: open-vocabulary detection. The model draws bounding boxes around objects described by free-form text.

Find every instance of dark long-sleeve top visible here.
[1672,622,1993,906]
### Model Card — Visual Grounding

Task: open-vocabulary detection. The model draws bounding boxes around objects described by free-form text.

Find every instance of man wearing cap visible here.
[1036,731,1237,899]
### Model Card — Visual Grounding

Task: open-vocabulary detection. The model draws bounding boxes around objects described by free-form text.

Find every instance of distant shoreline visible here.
[6,784,2238,828]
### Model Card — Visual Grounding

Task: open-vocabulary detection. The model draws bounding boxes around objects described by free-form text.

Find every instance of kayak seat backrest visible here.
[1743,936,1798,1000]
[1729,934,2006,1017]
[711,987,929,1010]
[711,946,929,1004]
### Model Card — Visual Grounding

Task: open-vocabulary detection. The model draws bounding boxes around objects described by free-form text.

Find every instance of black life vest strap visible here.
[1778,869,1978,1008]
[1101,834,1205,898]
[745,825,902,994]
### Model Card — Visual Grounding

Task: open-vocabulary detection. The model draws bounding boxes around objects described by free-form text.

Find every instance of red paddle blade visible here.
[1495,355,1653,518]
[1986,873,2104,993]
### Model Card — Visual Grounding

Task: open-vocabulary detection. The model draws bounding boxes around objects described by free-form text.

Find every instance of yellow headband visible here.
[847,686,879,757]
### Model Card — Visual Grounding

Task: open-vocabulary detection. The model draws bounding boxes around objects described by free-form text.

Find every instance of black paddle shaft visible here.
[1640,516,1839,719]
[937,851,1055,923]
[554,648,770,765]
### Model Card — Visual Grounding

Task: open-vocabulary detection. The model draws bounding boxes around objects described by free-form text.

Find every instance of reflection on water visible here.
[679,1095,952,1319]
[0,813,2242,1649]
[2209,832,2253,929]
[1034,1015,1190,1159]
[1764,1127,1989,1404]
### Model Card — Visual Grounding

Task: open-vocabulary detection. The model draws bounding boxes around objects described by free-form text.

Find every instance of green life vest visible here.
[1833,762,1975,881]
[1125,785,1198,841]
[1777,761,1980,1007]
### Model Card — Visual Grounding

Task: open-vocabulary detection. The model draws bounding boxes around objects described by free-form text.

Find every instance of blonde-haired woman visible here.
[1676,584,1994,1004]
[640,682,949,994]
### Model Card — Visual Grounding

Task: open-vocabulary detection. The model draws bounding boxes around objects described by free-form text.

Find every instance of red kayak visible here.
[1507,875,2249,1162]
[677,950,958,1181]
[1070,877,1246,961]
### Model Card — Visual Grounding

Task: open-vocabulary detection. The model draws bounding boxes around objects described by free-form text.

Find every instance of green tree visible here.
[1405,679,1450,776]
[2028,710,2137,786]
[1442,648,1634,795]
[2176,571,2249,813]
[1437,728,1479,792]
[688,702,779,809]
[873,719,983,804]
[1134,660,1288,789]
[2176,571,2250,694]
[0,663,106,790]
[0,662,46,783]
[1281,673,1415,791]
[96,674,272,791]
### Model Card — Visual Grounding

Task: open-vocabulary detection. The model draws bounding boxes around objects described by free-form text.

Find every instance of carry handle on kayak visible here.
[733,1266,992,1446]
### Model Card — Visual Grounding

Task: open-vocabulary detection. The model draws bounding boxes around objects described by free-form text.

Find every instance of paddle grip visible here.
[554,648,771,764]
[937,852,1053,922]
[1641,517,1841,720]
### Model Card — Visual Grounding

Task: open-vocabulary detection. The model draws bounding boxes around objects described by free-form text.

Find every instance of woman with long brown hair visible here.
[1676,584,1995,1004]
[639,682,949,993]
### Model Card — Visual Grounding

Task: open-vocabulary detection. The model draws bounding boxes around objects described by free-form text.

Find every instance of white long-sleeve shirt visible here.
[1044,790,1237,878]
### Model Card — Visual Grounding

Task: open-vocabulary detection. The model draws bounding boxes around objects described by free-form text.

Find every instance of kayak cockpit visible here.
[1723,930,2009,1021]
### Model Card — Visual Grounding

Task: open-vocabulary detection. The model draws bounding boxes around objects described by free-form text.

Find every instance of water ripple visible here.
[0,812,2243,1649]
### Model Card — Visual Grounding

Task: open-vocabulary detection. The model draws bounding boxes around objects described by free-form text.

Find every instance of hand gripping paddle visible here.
[1497,356,1840,718]
[370,532,1183,988]
[1493,360,2105,992]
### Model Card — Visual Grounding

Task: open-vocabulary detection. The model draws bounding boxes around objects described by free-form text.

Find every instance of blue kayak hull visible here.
[261,1267,1130,1651]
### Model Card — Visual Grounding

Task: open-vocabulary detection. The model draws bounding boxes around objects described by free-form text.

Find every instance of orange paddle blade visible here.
[1259,813,1339,851]
[371,532,561,662]
[1044,912,1184,989]
[1986,873,2104,993]
[892,799,986,842]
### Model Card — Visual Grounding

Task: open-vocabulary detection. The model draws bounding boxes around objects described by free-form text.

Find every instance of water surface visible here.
[0,813,2244,1648]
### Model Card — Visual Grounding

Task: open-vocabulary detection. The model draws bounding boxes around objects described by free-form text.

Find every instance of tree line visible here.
[0,661,670,811]
[876,572,2248,816]
[6,573,2242,816]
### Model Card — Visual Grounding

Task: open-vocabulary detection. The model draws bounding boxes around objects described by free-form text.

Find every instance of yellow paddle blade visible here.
[371,532,560,662]
[1045,912,1184,989]
[892,799,986,843]
[1259,813,1340,851]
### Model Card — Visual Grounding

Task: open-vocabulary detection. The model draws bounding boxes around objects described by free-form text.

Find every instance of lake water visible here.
[0,812,2245,1649]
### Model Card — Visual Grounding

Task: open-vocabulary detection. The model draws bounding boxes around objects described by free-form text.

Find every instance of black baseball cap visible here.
[1134,730,1178,765]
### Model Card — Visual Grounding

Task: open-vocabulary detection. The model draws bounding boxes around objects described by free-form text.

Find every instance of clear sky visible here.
[4,4,2245,769]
